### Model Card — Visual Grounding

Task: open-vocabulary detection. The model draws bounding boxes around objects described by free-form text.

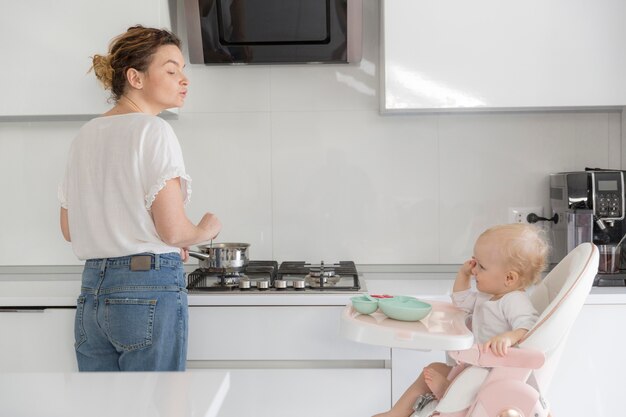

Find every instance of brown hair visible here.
[479,223,550,287]
[90,25,182,102]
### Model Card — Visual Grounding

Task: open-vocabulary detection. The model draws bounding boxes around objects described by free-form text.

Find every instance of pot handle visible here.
[188,251,211,261]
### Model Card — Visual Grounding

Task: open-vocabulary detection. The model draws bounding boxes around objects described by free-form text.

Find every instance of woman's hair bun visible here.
[91,26,181,102]
[90,54,114,90]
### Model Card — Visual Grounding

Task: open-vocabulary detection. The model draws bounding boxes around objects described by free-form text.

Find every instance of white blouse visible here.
[58,113,192,260]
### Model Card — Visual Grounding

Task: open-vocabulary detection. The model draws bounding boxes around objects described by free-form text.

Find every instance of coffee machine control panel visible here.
[592,171,625,220]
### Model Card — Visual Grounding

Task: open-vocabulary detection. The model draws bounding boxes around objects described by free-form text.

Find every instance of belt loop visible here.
[100,258,108,275]
[154,253,160,270]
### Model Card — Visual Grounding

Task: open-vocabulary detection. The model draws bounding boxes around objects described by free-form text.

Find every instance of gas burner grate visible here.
[277,261,360,291]
[186,260,278,291]
[278,261,357,275]
[186,260,361,292]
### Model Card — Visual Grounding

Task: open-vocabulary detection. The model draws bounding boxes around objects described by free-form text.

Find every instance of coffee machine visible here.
[549,170,626,286]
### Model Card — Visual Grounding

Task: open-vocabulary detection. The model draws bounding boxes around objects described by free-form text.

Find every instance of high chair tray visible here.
[340,300,474,351]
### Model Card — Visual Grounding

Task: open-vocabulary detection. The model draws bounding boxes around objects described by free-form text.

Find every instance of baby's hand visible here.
[459,258,476,278]
[482,334,513,357]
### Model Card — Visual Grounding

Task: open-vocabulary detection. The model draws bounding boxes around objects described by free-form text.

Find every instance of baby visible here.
[374,223,549,417]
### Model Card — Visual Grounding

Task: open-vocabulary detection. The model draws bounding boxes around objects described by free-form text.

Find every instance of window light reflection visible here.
[386,64,486,109]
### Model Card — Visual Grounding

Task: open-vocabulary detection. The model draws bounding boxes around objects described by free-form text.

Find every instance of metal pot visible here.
[188,242,250,271]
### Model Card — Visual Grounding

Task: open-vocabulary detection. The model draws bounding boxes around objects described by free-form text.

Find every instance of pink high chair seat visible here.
[414,242,599,417]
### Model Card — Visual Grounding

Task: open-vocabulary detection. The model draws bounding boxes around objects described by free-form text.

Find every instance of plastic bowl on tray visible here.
[351,294,379,315]
[378,296,432,321]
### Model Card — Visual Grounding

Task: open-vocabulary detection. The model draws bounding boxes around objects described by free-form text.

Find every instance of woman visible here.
[58,25,221,371]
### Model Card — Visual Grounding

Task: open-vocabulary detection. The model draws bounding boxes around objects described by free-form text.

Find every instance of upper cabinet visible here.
[381,0,626,113]
[0,0,171,117]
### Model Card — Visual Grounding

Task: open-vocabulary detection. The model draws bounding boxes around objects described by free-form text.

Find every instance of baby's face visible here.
[472,236,510,297]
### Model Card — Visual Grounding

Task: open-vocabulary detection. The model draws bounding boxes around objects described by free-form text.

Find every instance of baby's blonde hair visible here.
[479,223,550,287]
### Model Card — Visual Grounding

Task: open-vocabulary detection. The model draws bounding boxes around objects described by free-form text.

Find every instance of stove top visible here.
[186,260,362,293]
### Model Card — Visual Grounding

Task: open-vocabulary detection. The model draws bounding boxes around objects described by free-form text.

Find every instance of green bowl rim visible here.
[351,295,378,303]
[378,296,432,310]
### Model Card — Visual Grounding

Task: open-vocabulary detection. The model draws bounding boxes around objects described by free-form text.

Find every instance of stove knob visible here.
[274,279,287,290]
[239,280,251,290]
[293,279,306,291]
[257,280,270,290]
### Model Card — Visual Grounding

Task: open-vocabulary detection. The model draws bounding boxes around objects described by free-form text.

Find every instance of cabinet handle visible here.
[0,308,46,313]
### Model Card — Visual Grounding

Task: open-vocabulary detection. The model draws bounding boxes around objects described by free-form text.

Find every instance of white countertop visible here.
[0,371,230,417]
[0,368,391,417]
[1,266,625,307]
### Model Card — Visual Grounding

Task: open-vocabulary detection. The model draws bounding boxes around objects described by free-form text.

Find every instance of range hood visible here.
[183,0,362,65]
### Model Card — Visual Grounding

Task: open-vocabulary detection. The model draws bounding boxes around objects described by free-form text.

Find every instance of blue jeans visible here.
[75,252,188,371]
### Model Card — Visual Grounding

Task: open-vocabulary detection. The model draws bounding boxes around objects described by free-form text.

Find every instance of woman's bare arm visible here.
[151,178,221,247]
[60,207,71,242]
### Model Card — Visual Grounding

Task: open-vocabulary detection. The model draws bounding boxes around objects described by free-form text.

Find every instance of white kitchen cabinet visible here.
[193,369,390,417]
[188,306,390,361]
[547,304,626,417]
[0,0,170,117]
[0,308,77,371]
[187,305,392,417]
[381,0,626,112]
[0,369,391,417]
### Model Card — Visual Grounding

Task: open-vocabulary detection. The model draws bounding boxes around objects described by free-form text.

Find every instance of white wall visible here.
[0,0,623,266]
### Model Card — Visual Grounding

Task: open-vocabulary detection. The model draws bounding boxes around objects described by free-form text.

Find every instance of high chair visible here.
[413,242,599,417]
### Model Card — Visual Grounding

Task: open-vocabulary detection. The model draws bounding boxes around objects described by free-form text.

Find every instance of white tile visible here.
[269,0,380,111]
[174,0,271,114]
[174,0,270,114]
[437,112,613,263]
[0,121,82,265]
[269,62,378,112]
[271,110,439,264]
[182,65,271,113]
[622,108,626,169]
[608,111,622,169]
[169,113,273,260]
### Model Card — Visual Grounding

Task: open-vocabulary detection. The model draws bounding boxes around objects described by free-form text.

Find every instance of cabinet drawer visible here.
[189,368,391,417]
[0,308,77,371]
[188,306,390,361]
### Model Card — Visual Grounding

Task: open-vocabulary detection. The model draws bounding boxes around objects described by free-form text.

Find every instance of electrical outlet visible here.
[508,207,544,224]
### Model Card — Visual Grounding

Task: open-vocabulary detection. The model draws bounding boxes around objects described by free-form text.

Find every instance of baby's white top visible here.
[452,289,539,344]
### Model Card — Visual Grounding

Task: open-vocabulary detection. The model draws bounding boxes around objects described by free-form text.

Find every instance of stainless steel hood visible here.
[183,0,362,65]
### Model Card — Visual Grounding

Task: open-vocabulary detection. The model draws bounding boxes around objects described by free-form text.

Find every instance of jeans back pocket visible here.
[104,298,157,352]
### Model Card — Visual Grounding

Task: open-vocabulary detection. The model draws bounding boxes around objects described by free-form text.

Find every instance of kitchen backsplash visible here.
[0,0,623,265]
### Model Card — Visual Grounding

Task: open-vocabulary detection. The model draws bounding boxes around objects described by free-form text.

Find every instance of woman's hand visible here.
[198,212,222,240]
[180,247,189,262]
